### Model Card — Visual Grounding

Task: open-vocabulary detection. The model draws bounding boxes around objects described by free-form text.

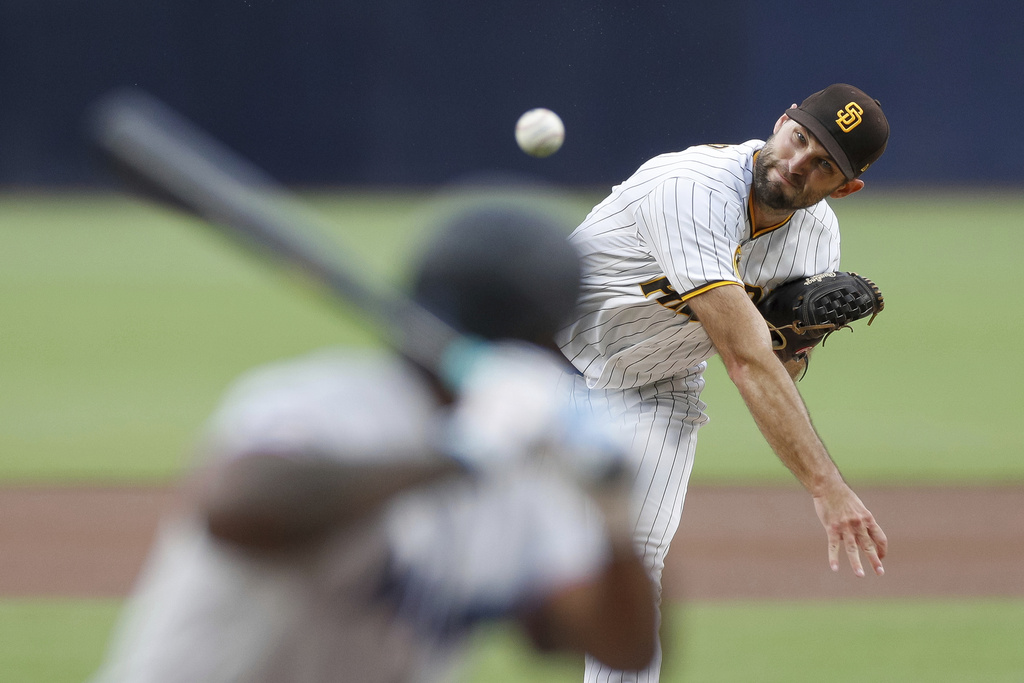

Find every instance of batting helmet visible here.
[410,202,581,347]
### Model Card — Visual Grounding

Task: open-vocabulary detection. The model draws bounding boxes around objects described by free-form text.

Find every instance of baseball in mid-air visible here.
[515,108,565,158]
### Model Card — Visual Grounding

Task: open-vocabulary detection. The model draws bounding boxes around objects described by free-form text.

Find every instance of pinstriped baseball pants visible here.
[565,365,709,683]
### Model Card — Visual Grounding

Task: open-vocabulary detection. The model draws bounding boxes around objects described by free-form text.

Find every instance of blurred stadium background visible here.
[1,0,1021,188]
[2,1,1023,681]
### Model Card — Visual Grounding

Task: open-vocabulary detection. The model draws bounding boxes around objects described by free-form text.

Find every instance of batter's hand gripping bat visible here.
[87,89,473,383]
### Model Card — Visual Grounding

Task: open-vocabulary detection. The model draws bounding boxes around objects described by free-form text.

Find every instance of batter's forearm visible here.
[523,551,656,671]
[200,453,463,548]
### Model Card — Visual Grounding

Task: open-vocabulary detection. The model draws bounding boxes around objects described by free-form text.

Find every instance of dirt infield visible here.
[1,484,1021,601]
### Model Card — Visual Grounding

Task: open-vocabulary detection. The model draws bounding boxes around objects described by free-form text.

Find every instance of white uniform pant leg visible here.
[568,367,708,683]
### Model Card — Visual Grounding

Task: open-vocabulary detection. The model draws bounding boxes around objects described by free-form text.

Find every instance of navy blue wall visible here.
[0,1,1020,187]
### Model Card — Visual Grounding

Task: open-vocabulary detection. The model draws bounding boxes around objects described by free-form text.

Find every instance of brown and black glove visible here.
[756,271,884,367]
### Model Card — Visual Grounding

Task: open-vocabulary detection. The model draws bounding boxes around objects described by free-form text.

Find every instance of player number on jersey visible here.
[640,276,693,318]
[641,275,765,316]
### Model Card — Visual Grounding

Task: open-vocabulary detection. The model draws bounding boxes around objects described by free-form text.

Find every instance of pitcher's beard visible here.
[752,159,797,211]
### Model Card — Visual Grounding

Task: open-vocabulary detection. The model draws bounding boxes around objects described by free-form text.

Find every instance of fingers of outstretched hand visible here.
[870,522,888,560]
[865,522,888,575]
[827,533,841,573]
[852,518,887,576]
[828,519,887,577]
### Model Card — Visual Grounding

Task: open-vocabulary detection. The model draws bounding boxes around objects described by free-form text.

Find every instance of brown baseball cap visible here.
[785,83,890,179]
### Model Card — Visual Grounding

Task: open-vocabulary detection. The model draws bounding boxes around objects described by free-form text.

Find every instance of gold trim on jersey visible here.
[639,276,740,319]
[680,279,741,302]
[748,151,793,239]
[734,246,765,303]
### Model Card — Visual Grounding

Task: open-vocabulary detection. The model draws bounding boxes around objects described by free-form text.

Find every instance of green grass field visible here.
[7,599,1024,682]
[2,190,1023,682]
[3,190,1022,483]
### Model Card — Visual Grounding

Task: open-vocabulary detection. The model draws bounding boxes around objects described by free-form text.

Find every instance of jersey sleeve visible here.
[633,176,745,300]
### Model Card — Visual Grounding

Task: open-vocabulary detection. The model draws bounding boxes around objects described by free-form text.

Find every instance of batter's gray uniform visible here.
[556,140,841,682]
[89,348,612,683]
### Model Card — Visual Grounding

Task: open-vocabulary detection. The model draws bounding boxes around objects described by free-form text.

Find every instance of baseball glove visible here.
[756,271,884,366]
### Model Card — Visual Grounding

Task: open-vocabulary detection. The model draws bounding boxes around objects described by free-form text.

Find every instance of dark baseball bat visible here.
[87,89,473,383]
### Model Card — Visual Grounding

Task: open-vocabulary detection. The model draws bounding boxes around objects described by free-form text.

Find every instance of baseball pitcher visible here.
[556,83,891,683]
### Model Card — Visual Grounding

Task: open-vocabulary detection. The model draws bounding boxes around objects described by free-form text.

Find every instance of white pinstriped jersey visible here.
[557,140,841,390]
